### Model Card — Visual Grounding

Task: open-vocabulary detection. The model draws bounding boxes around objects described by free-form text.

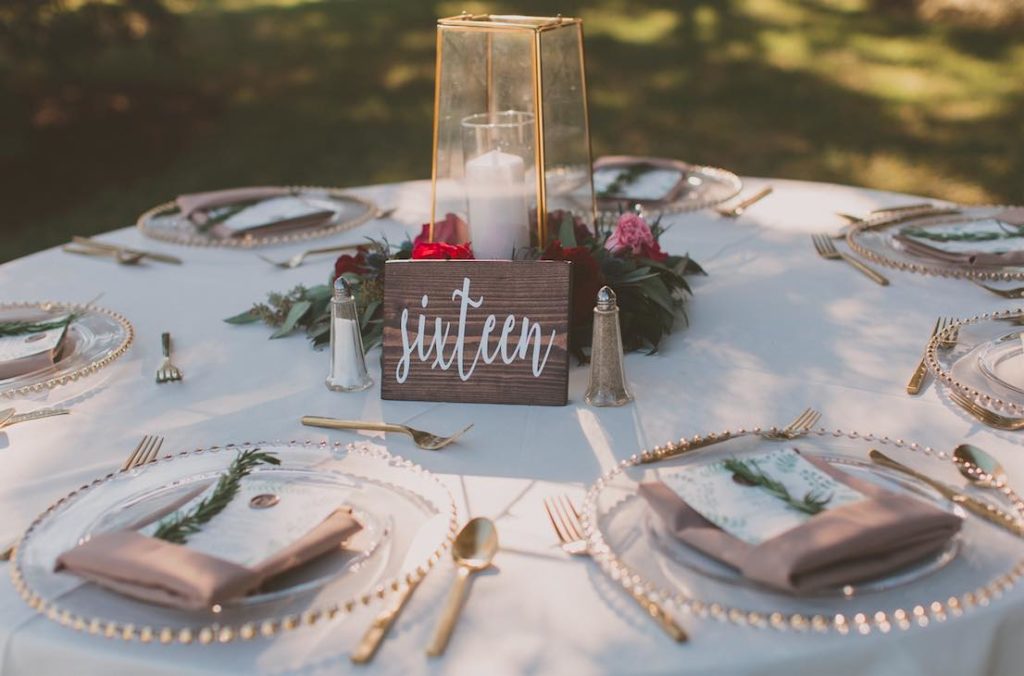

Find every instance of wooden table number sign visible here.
[380,260,572,406]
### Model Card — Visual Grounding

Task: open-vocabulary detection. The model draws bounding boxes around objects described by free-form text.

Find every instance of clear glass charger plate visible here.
[927,309,1024,417]
[583,427,1024,636]
[847,205,1024,280]
[136,186,379,248]
[0,302,134,399]
[11,440,457,644]
[592,156,742,215]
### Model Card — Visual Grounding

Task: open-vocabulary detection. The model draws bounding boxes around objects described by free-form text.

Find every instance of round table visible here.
[1,178,1022,675]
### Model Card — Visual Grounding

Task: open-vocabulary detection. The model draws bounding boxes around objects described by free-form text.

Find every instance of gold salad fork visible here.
[811,233,889,286]
[301,416,472,450]
[906,317,957,395]
[156,332,183,384]
[258,243,363,270]
[1,435,164,562]
[544,495,688,642]
[948,388,1024,431]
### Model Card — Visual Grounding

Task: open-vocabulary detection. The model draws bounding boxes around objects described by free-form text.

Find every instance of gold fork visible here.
[811,233,889,286]
[300,416,472,450]
[156,332,183,384]
[543,495,688,642]
[948,388,1024,431]
[1,435,164,562]
[258,243,364,270]
[715,186,773,218]
[906,317,957,395]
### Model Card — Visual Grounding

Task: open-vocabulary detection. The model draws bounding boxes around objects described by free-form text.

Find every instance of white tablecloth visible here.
[2,178,1022,675]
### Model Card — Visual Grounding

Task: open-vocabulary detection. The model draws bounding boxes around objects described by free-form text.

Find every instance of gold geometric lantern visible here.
[430,14,596,258]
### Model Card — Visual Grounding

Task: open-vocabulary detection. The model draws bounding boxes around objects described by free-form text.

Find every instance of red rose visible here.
[414,213,470,246]
[542,240,605,323]
[333,250,368,279]
[411,242,475,260]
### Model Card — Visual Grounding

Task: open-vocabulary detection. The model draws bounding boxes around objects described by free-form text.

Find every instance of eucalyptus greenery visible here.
[595,163,659,199]
[0,313,78,338]
[152,449,280,545]
[724,458,832,516]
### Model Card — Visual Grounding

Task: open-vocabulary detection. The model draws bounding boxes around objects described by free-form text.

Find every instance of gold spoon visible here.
[954,443,1008,490]
[426,517,498,656]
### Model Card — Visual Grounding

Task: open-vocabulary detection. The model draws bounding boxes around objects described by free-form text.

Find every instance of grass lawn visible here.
[2,0,1022,262]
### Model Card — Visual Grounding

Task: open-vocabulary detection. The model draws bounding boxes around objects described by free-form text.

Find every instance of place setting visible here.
[578,408,1024,640]
[840,204,1024,294]
[0,300,134,400]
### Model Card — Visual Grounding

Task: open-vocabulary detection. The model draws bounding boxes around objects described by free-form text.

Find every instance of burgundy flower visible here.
[542,240,605,323]
[333,250,368,279]
[413,213,470,246]
[411,242,475,260]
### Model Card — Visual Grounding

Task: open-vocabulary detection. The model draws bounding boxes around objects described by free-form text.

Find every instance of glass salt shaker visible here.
[326,277,373,392]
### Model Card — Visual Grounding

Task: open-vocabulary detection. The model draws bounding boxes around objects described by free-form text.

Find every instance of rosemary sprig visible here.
[0,313,78,338]
[723,458,832,516]
[152,449,280,545]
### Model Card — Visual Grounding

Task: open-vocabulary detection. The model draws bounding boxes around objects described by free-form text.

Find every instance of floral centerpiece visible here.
[226,212,704,358]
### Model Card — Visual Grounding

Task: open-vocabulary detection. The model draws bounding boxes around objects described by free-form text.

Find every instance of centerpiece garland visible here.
[226,211,704,357]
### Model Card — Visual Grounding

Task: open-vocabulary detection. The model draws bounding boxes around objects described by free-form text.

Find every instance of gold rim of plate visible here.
[0,302,134,400]
[9,440,459,645]
[136,186,379,249]
[846,204,1024,281]
[926,309,1024,417]
[582,426,1024,636]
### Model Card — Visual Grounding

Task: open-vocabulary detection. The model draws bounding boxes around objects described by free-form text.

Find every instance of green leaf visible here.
[557,213,577,247]
[223,310,261,325]
[270,300,312,339]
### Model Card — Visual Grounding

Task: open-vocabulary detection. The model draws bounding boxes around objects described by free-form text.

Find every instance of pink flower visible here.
[605,213,667,261]
[413,213,470,246]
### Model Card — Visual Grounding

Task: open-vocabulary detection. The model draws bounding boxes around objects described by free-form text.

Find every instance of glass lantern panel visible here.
[433,26,538,258]
[539,24,595,224]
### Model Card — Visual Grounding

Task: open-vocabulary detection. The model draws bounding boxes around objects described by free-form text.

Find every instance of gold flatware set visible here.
[64,236,182,266]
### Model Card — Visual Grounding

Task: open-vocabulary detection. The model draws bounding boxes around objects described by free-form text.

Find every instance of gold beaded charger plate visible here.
[136,186,378,248]
[592,156,742,215]
[583,428,1024,636]
[0,302,134,400]
[847,205,1024,280]
[11,441,457,644]
[927,310,1024,418]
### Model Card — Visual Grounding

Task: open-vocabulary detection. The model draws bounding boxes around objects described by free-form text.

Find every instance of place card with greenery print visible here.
[900,217,1024,255]
[657,448,864,545]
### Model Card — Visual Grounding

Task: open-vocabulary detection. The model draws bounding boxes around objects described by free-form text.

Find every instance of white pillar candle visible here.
[464,149,531,259]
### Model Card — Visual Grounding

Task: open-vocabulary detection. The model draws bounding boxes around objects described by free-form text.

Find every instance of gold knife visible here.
[71,236,183,265]
[2,408,70,429]
[870,450,1024,537]
[906,318,940,395]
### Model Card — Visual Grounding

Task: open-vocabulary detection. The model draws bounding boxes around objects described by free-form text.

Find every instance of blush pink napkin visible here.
[56,508,362,610]
[640,455,961,593]
[893,208,1024,267]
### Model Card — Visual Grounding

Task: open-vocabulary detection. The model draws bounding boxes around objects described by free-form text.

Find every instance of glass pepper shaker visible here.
[584,286,633,407]
[326,277,373,392]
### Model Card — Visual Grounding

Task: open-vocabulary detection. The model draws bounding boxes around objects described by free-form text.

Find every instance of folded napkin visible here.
[893,209,1024,267]
[56,507,362,610]
[175,187,290,224]
[640,455,961,593]
[0,314,70,380]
